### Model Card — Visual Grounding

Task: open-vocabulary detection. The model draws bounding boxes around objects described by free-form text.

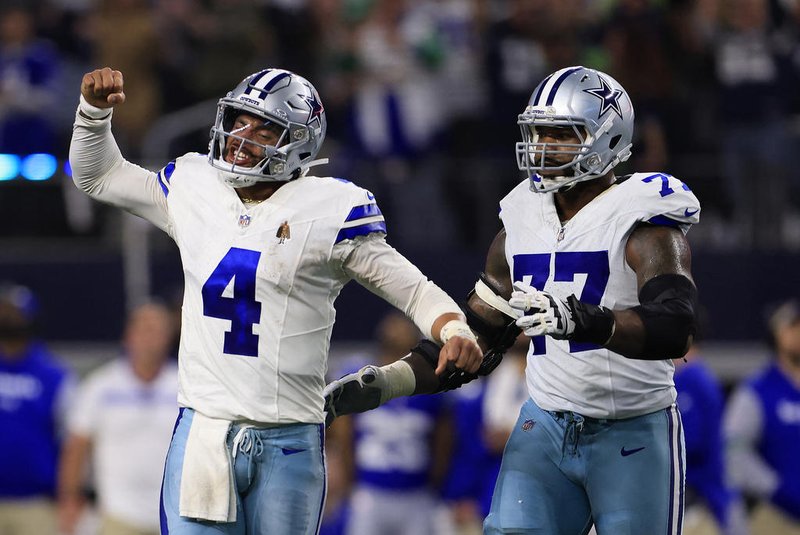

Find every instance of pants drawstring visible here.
[231,426,264,483]
[561,413,585,456]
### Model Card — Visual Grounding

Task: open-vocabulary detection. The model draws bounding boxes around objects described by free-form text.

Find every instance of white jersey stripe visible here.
[668,405,684,535]
[340,215,385,229]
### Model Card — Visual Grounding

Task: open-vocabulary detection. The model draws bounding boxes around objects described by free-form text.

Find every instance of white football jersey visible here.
[500,173,701,419]
[156,155,389,424]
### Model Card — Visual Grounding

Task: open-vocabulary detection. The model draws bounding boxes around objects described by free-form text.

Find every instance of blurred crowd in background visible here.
[2,284,800,535]
[2,0,800,534]
[2,0,800,250]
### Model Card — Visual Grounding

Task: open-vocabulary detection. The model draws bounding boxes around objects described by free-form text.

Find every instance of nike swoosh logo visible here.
[620,446,646,457]
[366,191,375,200]
[684,208,698,217]
[281,448,305,456]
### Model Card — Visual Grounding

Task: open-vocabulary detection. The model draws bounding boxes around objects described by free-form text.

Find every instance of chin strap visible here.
[300,158,329,176]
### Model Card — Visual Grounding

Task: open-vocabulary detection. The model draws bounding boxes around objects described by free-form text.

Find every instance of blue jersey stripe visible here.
[156,161,175,198]
[345,203,382,222]
[545,67,582,106]
[157,173,169,197]
[162,161,175,182]
[336,221,387,243]
[647,215,682,228]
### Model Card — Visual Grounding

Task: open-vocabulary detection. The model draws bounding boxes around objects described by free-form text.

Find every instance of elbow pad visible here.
[465,274,521,375]
[631,274,698,359]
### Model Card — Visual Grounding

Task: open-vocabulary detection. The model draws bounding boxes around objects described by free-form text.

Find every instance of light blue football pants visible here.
[484,399,685,535]
[160,408,326,535]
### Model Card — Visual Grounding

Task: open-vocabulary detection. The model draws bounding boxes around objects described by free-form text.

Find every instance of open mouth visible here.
[226,146,258,167]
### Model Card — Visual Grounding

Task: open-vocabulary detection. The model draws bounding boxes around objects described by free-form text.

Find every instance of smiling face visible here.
[223,113,284,168]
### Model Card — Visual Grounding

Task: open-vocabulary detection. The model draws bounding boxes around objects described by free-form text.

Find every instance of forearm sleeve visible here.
[69,96,171,233]
[340,236,461,339]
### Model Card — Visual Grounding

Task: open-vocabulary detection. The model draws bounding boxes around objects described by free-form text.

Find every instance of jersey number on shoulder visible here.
[513,251,609,354]
[641,173,690,197]
[202,247,262,357]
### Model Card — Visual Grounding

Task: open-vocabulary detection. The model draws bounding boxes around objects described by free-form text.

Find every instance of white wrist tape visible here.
[440,319,477,345]
[78,94,113,120]
[377,359,416,404]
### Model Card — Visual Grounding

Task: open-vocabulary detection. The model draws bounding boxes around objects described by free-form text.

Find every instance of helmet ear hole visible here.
[609,134,621,150]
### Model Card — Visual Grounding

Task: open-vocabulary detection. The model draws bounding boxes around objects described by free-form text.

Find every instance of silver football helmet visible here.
[209,69,327,187]
[516,66,634,193]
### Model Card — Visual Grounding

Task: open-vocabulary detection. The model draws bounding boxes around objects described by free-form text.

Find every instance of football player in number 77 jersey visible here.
[68,67,482,535]
[324,66,700,535]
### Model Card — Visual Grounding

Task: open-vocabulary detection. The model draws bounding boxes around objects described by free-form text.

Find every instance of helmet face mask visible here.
[516,66,634,193]
[209,69,326,187]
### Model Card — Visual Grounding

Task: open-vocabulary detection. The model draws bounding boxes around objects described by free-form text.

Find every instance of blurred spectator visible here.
[0,3,62,154]
[89,0,162,157]
[698,0,793,248]
[339,0,456,250]
[724,299,800,534]
[326,311,452,535]
[0,282,74,535]
[483,0,550,157]
[674,340,747,535]
[442,335,527,534]
[441,379,488,535]
[58,301,178,535]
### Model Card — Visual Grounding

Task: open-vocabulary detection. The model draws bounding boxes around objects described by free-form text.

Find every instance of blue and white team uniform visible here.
[674,359,743,534]
[69,73,462,534]
[0,341,74,535]
[485,173,700,535]
[346,393,448,535]
[725,362,800,526]
[0,342,73,500]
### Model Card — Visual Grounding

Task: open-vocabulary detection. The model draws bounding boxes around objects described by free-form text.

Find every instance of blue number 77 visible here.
[512,251,610,354]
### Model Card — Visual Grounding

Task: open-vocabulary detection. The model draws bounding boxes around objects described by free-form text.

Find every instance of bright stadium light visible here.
[20,153,58,181]
[0,154,21,181]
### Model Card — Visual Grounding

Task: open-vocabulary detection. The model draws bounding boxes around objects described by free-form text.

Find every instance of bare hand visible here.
[80,67,125,109]
[436,336,483,375]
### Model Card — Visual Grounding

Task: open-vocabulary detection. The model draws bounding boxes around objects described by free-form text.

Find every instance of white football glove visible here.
[509,281,575,339]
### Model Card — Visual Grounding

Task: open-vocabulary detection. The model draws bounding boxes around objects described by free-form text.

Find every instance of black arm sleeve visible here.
[409,273,522,393]
[630,274,698,360]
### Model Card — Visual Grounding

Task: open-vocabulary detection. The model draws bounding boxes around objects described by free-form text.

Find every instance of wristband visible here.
[439,319,477,345]
[78,95,113,121]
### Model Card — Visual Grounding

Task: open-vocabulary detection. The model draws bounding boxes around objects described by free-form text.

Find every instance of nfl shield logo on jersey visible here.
[238,214,251,228]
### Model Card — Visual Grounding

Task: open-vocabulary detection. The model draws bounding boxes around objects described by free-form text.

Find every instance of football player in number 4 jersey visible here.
[69,67,482,535]
[325,66,700,534]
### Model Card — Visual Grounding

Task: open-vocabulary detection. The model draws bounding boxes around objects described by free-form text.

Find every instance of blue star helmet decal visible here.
[302,92,324,124]
[583,76,624,119]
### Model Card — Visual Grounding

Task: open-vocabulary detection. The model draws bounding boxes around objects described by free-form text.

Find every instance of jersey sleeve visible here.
[70,97,171,233]
[627,173,701,234]
[334,186,387,244]
[337,235,461,339]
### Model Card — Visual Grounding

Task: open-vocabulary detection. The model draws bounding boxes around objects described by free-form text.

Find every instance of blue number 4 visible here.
[202,247,262,357]
[513,251,610,354]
